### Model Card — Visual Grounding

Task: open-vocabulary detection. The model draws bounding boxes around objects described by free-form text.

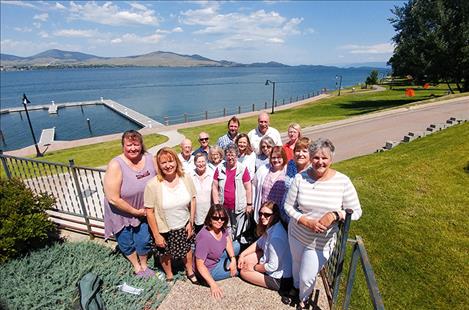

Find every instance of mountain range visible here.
[0,49,388,69]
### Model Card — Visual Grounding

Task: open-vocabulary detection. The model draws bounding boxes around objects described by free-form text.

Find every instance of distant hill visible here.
[334,61,390,69]
[0,49,241,69]
[0,49,381,70]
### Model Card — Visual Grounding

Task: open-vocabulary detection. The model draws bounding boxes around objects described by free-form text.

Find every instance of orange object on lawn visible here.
[405,88,415,97]
[423,83,430,89]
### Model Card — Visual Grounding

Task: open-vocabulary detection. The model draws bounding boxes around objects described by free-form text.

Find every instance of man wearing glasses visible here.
[193,132,211,156]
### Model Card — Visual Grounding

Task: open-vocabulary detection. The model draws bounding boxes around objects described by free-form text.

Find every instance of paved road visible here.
[284,96,469,162]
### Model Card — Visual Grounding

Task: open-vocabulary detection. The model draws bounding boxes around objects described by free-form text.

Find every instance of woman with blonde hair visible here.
[235,133,256,178]
[144,147,197,283]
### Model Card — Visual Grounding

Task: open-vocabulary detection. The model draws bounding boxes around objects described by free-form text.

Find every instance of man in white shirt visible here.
[178,138,195,172]
[248,112,282,154]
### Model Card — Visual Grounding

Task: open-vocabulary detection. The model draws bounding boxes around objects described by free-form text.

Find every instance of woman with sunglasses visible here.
[255,136,275,171]
[194,204,240,300]
[238,201,292,291]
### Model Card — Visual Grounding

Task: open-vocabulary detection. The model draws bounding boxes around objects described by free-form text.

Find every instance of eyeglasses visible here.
[199,138,209,141]
[259,212,273,218]
[261,145,272,149]
[211,216,227,222]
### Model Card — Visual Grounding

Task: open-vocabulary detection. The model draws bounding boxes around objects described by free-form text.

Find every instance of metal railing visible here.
[0,152,106,239]
[320,209,384,309]
[159,91,322,125]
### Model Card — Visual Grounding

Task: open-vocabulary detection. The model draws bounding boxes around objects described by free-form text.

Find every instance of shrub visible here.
[0,178,59,263]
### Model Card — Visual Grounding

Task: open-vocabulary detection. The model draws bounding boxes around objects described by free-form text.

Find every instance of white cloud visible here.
[68,1,159,26]
[111,32,164,44]
[340,43,394,54]
[53,29,98,38]
[39,31,49,38]
[33,22,41,29]
[179,6,303,49]
[1,1,38,9]
[34,13,49,22]
[55,2,66,10]
[172,27,183,33]
[14,26,33,33]
[0,39,77,56]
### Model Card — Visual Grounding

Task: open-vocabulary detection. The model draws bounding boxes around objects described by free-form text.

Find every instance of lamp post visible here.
[265,79,276,114]
[22,94,42,157]
[335,75,343,96]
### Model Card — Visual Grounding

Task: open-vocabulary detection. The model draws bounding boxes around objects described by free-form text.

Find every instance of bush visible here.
[0,242,170,309]
[0,178,59,263]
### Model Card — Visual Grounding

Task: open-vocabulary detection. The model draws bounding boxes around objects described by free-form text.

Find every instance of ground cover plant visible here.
[0,242,170,310]
[334,123,469,309]
[179,83,464,147]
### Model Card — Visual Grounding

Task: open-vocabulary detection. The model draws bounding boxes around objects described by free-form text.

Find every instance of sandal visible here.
[186,273,199,284]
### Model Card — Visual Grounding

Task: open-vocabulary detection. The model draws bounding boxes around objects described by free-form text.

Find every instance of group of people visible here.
[103,112,362,309]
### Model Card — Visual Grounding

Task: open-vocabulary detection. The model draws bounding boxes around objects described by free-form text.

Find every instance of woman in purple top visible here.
[103,130,157,278]
[194,204,240,300]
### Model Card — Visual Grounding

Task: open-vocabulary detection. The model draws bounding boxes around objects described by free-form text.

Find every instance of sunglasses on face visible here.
[211,216,227,221]
[259,212,273,218]
[199,138,209,141]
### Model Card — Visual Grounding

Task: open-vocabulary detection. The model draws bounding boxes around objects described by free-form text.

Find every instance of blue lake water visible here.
[0,66,385,151]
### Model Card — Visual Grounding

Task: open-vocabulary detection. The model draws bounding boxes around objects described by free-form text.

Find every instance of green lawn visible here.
[179,84,464,146]
[334,122,469,309]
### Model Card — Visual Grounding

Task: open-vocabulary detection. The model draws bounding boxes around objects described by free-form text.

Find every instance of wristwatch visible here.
[333,211,340,221]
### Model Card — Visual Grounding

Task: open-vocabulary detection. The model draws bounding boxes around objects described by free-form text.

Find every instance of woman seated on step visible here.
[238,201,292,292]
[194,204,240,300]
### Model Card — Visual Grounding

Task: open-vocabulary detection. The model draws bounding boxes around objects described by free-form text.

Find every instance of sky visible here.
[0,1,406,66]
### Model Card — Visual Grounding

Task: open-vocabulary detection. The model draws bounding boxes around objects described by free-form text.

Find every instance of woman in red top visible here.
[283,123,301,161]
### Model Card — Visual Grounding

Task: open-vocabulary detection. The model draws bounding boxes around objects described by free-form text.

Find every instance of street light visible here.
[22,94,42,157]
[335,75,343,96]
[265,79,276,114]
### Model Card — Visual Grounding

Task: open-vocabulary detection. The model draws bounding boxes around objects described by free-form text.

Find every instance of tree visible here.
[388,0,469,92]
[365,70,379,87]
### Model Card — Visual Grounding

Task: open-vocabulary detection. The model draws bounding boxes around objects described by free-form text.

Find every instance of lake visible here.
[0,66,385,151]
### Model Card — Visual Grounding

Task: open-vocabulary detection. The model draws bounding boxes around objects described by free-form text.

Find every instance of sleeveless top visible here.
[104,153,156,239]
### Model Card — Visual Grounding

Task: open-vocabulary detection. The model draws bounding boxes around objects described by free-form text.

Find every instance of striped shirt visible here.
[284,169,362,250]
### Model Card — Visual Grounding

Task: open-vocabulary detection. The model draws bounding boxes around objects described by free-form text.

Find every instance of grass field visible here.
[179,84,463,147]
[334,122,469,309]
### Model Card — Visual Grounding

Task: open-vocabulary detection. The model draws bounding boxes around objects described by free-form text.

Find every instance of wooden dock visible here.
[102,99,162,128]
[39,127,55,146]
[0,99,163,128]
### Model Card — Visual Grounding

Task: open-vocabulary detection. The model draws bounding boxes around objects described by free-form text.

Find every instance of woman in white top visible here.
[235,133,256,178]
[144,147,197,283]
[238,201,292,291]
[255,136,275,171]
[284,138,362,309]
[191,153,214,234]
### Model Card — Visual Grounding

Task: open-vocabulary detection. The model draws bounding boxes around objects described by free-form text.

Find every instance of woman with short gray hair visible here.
[255,136,275,171]
[284,138,362,309]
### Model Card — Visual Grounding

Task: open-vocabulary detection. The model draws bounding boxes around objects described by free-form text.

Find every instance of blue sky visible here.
[0,1,405,65]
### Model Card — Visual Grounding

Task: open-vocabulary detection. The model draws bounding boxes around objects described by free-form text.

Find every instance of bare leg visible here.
[160,254,173,279]
[183,249,194,275]
[240,252,269,288]
[127,252,143,273]
[138,254,148,270]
